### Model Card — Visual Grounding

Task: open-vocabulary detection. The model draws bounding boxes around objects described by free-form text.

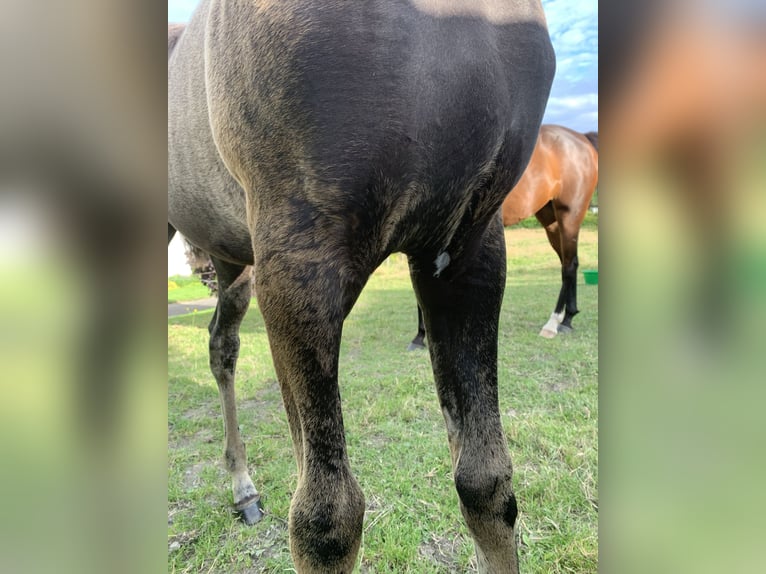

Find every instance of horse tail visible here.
[584,131,599,152]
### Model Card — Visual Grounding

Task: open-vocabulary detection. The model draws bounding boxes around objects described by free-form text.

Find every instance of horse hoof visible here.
[539,328,557,339]
[407,341,426,351]
[236,496,264,525]
[557,324,574,334]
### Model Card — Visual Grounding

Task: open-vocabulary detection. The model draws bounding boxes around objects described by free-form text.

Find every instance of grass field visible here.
[168,275,212,304]
[168,225,598,573]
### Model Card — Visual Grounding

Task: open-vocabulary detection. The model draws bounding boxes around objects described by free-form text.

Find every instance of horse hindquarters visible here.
[410,216,520,573]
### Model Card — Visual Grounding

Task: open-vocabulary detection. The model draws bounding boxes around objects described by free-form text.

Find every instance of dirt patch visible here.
[194,428,215,443]
[167,500,192,526]
[362,433,389,449]
[545,379,576,393]
[168,527,199,553]
[236,520,290,573]
[182,462,207,490]
[239,379,285,420]
[168,426,216,451]
[417,533,467,571]
[181,403,219,421]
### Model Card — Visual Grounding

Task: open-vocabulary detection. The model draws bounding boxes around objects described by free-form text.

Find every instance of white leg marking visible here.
[232,470,259,506]
[539,310,564,339]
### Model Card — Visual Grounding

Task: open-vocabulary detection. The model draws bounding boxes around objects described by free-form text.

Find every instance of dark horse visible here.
[409,124,598,349]
[168,1,554,571]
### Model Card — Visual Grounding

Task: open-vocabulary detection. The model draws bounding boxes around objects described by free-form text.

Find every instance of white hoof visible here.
[539,327,558,339]
[539,311,564,339]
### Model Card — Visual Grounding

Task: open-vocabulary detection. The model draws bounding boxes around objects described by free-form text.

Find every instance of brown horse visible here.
[168,2,555,573]
[409,124,598,349]
[504,124,598,338]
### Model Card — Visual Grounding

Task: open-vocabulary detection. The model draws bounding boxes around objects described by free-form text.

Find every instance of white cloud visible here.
[578,110,599,124]
[543,92,599,133]
[547,94,599,110]
[540,0,599,130]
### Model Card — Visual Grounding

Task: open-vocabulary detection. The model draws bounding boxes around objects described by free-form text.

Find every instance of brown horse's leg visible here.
[208,257,264,524]
[254,238,366,573]
[411,217,520,574]
[556,247,580,332]
[550,199,586,333]
[534,202,570,337]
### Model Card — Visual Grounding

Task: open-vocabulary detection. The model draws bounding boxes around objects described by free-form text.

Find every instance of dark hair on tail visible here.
[584,131,599,152]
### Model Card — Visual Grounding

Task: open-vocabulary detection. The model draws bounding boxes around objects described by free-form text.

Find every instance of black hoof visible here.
[236,496,264,525]
[407,341,426,351]
[557,324,574,334]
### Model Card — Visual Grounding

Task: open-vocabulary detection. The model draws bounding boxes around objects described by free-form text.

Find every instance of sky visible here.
[168,0,597,132]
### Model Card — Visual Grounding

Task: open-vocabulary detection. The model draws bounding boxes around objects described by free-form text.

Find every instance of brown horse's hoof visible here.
[236,496,264,525]
[407,341,426,351]
[557,324,574,335]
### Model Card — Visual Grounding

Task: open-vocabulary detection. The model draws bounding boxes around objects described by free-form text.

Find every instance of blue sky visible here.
[540,0,598,132]
[168,0,597,132]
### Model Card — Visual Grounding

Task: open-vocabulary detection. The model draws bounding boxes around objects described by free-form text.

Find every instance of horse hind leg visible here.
[254,236,366,573]
[535,203,568,338]
[557,251,580,333]
[208,257,264,524]
[411,217,521,574]
[554,204,584,334]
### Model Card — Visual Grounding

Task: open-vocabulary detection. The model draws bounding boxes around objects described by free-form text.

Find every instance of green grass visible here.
[168,274,212,303]
[168,227,598,573]
[515,209,598,230]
